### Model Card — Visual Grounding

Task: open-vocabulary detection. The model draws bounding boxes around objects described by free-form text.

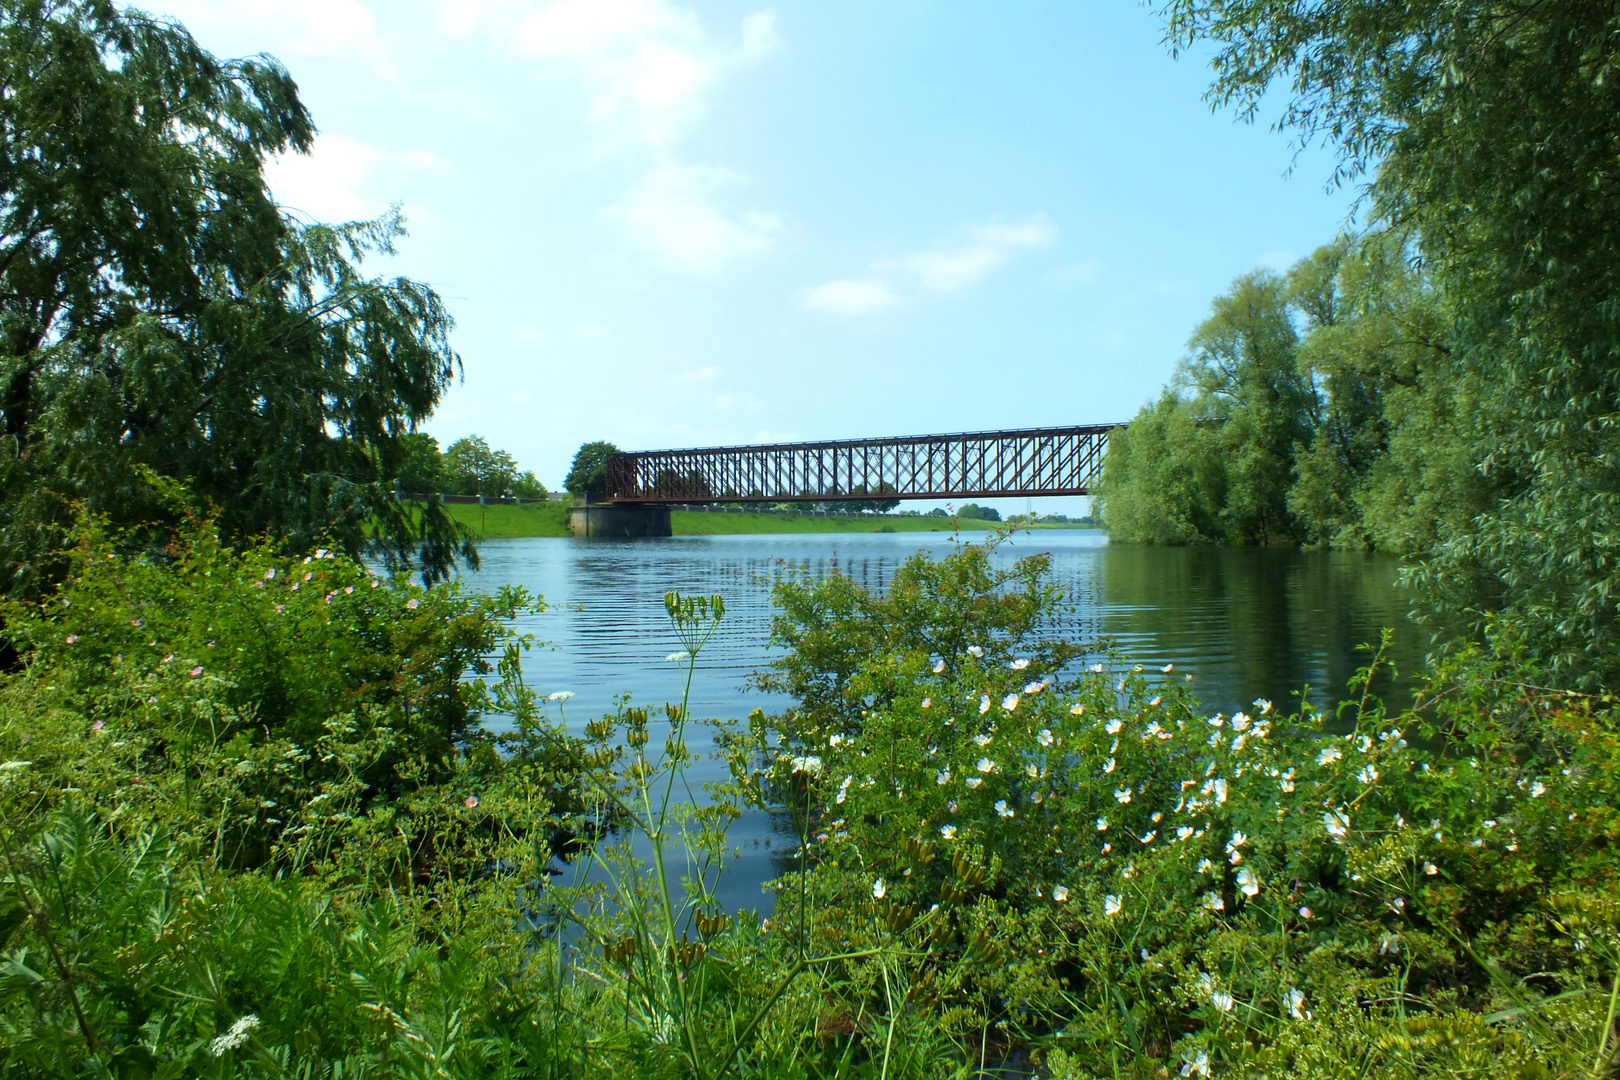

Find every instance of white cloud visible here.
[802,278,903,315]
[609,163,781,275]
[806,215,1055,315]
[1051,259,1103,286]
[264,133,448,223]
[882,216,1056,293]
[675,366,720,382]
[149,0,394,78]
[447,0,778,152]
[711,393,738,410]
[443,0,783,276]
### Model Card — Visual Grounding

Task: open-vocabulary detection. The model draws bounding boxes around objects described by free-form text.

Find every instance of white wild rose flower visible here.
[1236,866,1259,897]
[941,824,957,839]
[1317,745,1343,766]
[1105,718,1123,735]
[965,777,983,789]
[1037,729,1054,746]
[967,645,984,658]
[1323,809,1350,841]
[1009,657,1030,670]
[1053,885,1070,902]
[978,695,991,715]
[872,878,886,900]
[977,757,996,774]
[973,732,992,747]
[1001,693,1020,712]
[1104,893,1122,916]
[1114,787,1132,804]
[994,800,1015,818]
[1202,892,1225,913]
[1102,757,1116,774]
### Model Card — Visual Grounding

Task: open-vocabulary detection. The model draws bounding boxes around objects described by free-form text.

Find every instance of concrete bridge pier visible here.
[568,502,672,538]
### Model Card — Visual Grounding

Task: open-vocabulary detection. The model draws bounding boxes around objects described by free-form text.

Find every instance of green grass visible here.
[440,500,1091,538]
[444,500,573,538]
[672,511,1003,535]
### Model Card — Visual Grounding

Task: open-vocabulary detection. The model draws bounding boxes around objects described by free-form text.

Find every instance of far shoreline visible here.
[439,501,1099,540]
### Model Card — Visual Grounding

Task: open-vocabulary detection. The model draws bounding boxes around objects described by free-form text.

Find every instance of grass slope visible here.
[441,501,1082,539]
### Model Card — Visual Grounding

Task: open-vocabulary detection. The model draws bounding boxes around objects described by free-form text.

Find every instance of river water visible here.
[464,529,1425,909]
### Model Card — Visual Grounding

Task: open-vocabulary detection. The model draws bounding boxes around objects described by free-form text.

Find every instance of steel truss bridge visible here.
[602,424,1120,505]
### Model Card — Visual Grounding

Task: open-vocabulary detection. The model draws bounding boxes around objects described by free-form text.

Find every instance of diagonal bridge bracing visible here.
[602,424,1119,504]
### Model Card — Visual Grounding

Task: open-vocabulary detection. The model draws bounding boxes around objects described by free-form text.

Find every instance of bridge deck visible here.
[603,424,1118,504]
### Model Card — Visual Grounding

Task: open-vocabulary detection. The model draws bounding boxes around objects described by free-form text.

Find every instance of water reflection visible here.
[464,530,1425,909]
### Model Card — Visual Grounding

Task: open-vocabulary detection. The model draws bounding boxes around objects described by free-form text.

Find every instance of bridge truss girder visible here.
[602,424,1118,504]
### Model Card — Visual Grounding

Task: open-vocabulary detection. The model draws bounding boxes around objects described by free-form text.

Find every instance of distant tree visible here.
[956,504,1002,522]
[442,435,544,498]
[926,508,949,518]
[396,433,448,494]
[565,441,621,498]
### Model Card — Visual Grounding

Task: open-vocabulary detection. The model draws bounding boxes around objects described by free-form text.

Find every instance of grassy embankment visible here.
[441,500,1038,538]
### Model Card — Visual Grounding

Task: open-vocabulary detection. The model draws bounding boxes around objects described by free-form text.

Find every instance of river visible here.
[464,529,1425,909]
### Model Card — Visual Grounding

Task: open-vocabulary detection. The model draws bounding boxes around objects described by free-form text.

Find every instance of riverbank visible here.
[440,501,1081,538]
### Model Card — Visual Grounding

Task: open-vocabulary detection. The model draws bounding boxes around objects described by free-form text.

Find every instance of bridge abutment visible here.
[568,502,672,538]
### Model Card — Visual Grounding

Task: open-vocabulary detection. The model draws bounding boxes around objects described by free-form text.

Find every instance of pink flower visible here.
[190,666,203,677]
[91,720,105,732]
[465,795,479,808]
[64,634,78,644]
[344,586,354,594]
[275,604,285,613]
[130,619,142,627]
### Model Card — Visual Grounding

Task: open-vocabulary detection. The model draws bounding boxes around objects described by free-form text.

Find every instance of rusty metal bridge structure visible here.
[601,424,1120,505]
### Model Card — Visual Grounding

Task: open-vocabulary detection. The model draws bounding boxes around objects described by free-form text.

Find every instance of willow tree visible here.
[0,0,473,598]
[1157,0,1620,683]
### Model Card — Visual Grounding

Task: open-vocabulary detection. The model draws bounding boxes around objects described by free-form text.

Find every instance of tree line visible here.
[1102,0,1620,691]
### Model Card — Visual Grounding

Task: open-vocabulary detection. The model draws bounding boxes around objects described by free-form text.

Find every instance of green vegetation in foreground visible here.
[4,511,1618,1078]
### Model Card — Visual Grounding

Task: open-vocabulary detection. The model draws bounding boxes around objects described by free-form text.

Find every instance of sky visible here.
[146,0,1360,516]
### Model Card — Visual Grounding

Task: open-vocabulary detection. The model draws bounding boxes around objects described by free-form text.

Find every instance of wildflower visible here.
[465,795,479,808]
[264,569,276,580]
[1357,734,1373,753]
[965,777,983,789]
[1162,663,1174,673]
[1140,830,1156,843]
[1070,703,1084,715]
[941,824,958,839]
[303,572,313,581]
[1387,897,1405,913]
[936,769,951,785]
[1009,658,1030,670]
[967,645,984,658]
[1104,893,1122,915]
[1279,769,1296,794]
[1197,858,1214,874]
[1149,695,1162,706]
[1096,817,1109,831]
[1323,809,1350,841]
[1025,763,1039,778]
[1231,712,1251,732]
[1024,680,1045,694]
[1180,1049,1210,1077]
[406,598,420,610]
[1254,698,1272,715]
[1226,831,1247,854]
[666,651,691,662]
[1146,720,1165,738]
[933,658,946,673]
[1001,693,1020,712]
[921,697,931,708]
[91,720,105,733]
[64,634,78,644]
[209,1015,261,1057]
[1053,885,1070,902]
[1100,842,1112,853]
[1114,787,1132,804]
[548,691,575,702]
[1423,861,1438,876]
[1090,663,1104,672]
[872,878,886,900]
[1208,778,1228,804]
[978,694,991,715]
[973,758,996,776]
[973,732,992,747]
[1298,906,1313,919]
[1202,892,1225,912]
[994,800,1015,818]
[1102,757,1116,774]
[1211,990,1234,1012]
[1530,781,1547,797]
[1317,745,1342,765]
[1037,728,1053,746]
[948,800,958,812]
[1105,718,1122,735]
[190,666,204,677]
[1176,826,1193,841]
[1231,734,1247,752]
[790,756,823,776]
[1236,866,1259,897]
[1208,714,1224,728]
[344,585,354,594]
[1379,933,1400,955]
[1285,988,1306,1020]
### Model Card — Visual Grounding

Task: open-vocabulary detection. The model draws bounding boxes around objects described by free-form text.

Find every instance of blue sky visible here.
[149,0,1358,515]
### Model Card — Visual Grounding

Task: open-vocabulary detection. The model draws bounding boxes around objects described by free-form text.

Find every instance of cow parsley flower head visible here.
[209,1015,261,1058]
[548,691,575,702]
